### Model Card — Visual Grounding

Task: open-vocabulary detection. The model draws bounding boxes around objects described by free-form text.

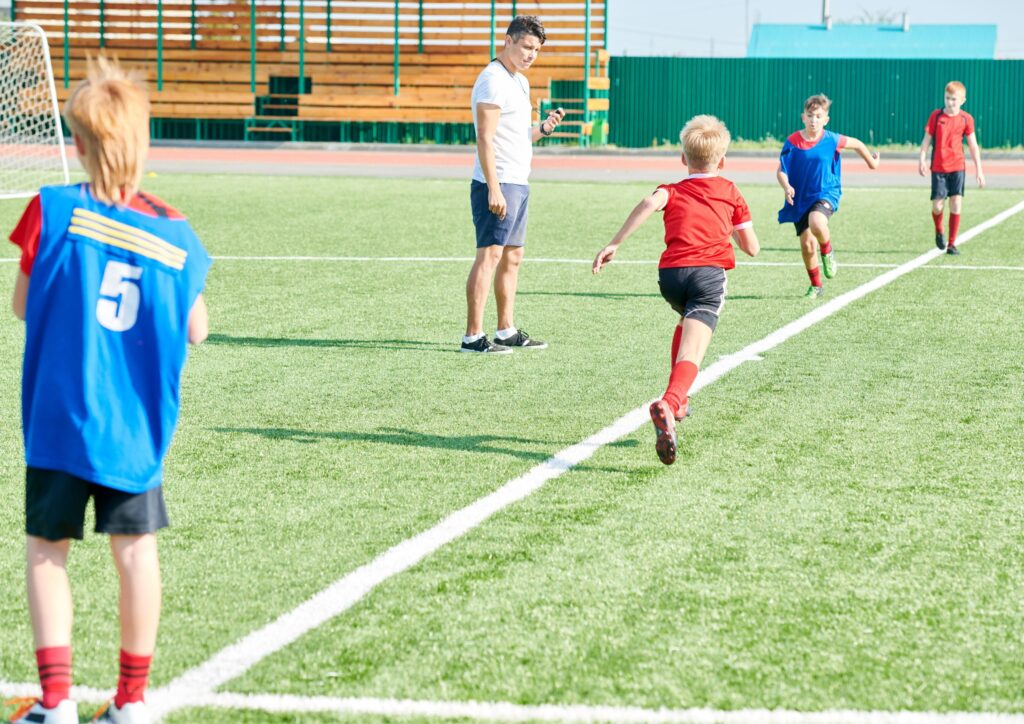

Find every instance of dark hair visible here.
[506,15,546,44]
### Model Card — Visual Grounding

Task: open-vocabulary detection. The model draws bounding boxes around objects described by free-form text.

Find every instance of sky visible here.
[607,0,1024,59]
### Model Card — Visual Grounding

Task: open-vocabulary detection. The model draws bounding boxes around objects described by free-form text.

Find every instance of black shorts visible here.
[657,266,727,331]
[931,171,965,200]
[794,200,835,236]
[25,467,169,541]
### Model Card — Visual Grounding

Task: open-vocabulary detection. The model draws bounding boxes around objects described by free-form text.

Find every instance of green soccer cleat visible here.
[803,285,824,299]
[821,250,837,278]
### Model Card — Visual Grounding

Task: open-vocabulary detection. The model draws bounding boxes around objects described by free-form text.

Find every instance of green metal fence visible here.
[610,57,1024,148]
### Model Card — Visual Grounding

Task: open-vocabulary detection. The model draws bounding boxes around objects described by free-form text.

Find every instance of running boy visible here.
[776,94,880,298]
[6,57,210,724]
[918,81,985,255]
[592,115,759,465]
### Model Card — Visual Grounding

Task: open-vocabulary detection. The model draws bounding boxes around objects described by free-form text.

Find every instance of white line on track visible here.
[135,197,1024,720]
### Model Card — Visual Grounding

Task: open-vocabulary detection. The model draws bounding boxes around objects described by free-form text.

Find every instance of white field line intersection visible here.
[3,201,1023,723]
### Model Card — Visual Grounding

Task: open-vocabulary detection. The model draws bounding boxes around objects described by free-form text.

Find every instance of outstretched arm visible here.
[843,136,881,169]
[731,226,760,257]
[592,189,668,273]
[966,132,985,188]
[918,132,932,176]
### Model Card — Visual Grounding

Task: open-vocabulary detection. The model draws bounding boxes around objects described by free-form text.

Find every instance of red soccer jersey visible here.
[9,188,187,276]
[926,109,975,173]
[657,175,752,270]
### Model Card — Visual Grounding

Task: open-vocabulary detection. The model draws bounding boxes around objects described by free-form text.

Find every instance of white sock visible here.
[495,326,517,340]
[463,333,484,344]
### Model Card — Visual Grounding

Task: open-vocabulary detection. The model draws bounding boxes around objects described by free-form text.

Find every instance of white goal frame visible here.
[0,21,69,199]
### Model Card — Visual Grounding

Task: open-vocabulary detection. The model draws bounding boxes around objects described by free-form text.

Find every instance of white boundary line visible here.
[137,198,1024,719]
[1,683,1024,724]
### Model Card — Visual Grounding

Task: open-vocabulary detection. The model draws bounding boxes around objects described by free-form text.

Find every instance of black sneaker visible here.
[495,329,547,349]
[935,232,946,250]
[946,244,960,256]
[460,335,512,354]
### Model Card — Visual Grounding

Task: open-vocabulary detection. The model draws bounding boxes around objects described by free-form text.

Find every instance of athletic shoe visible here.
[935,232,947,250]
[649,399,677,466]
[6,698,79,724]
[495,329,547,349]
[803,285,824,299]
[946,245,960,256]
[821,250,837,278]
[674,403,692,423]
[460,335,512,354]
[90,701,150,724]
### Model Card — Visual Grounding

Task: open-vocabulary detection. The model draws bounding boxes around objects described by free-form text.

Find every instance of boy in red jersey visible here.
[592,115,759,465]
[776,94,880,298]
[918,81,985,254]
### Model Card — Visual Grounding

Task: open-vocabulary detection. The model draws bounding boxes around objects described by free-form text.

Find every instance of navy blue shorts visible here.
[25,467,169,541]
[470,180,529,248]
[657,266,728,331]
[931,171,965,200]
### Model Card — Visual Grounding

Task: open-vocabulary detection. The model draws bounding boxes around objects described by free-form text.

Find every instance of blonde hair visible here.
[63,56,150,205]
[679,114,730,169]
[803,94,831,114]
[945,81,966,98]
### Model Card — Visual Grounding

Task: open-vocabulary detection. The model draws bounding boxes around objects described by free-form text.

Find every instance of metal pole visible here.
[326,0,332,51]
[157,0,163,90]
[512,0,516,18]
[393,0,400,95]
[10,0,15,21]
[417,0,423,53]
[190,0,196,49]
[99,0,105,48]
[62,0,68,88]
[279,0,285,50]
[250,0,257,93]
[583,0,590,125]
[299,0,305,90]
[489,0,495,58]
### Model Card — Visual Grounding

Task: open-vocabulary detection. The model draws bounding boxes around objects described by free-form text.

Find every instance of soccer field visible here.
[1,175,1022,723]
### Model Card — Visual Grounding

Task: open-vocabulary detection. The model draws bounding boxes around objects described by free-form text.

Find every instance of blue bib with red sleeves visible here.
[777,130,844,224]
[22,184,211,493]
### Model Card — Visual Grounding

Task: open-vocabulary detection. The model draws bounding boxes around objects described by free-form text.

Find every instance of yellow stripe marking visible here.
[72,208,187,262]
[68,226,185,270]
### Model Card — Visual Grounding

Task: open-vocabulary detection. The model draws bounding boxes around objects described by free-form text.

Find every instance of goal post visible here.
[0,21,69,200]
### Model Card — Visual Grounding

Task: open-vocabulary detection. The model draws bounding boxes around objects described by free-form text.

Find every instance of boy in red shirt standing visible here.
[919,81,985,255]
[592,115,759,465]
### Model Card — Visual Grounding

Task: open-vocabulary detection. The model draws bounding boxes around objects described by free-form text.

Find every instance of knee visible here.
[932,200,945,213]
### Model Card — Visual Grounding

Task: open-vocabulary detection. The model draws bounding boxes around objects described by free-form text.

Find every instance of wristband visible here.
[540,121,553,137]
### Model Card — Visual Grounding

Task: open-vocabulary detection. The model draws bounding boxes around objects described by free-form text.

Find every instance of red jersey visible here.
[657,175,752,270]
[926,109,975,173]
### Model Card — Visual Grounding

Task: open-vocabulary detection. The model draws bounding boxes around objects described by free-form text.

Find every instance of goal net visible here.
[0,22,69,199]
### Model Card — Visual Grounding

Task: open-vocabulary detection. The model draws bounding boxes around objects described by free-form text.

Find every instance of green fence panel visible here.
[609,57,1024,148]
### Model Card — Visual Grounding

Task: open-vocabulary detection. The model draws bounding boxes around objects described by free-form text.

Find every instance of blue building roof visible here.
[747,24,996,59]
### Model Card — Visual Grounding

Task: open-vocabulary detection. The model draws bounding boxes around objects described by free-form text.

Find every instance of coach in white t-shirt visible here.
[461,15,564,354]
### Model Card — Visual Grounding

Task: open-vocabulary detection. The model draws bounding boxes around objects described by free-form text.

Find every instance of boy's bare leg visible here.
[494,245,524,332]
[948,195,962,214]
[654,316,715,464]
[675,316,713,367]
[799,229,821,275]
[27,536,73,648]
[111,534,161,654]
[465,245,504,336]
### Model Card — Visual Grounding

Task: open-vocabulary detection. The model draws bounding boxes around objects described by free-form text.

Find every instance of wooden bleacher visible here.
[14,0,610,144]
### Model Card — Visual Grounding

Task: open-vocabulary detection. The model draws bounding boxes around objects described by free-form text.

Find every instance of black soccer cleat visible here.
[460,335,512,354]
[946,244,960,255]
[935,232,946,250]
[649,399,678,465]
[495,329,547,349]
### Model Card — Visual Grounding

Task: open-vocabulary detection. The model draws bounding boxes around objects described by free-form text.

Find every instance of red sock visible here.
[114,650,152,707]
[669,324,682,368]
[819,239,833,255]
[36,646,72,709]
[662,360,699,415]
[932,211,944,234]
[949,213,961,245]
[807,266,823,287]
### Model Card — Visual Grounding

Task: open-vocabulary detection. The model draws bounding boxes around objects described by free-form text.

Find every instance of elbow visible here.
[188,320,209,345]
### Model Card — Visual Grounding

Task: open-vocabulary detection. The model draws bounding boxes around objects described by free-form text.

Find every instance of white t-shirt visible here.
[471,61,533,185]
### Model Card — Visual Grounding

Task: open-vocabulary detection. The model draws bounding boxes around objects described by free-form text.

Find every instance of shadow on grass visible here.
[518,290,661,300]
[213,426,639,469]
[756,246,907,255]
[206,333,454,353]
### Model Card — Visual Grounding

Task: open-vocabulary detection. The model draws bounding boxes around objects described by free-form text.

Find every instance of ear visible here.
[681,152,688,167]
[718,156,726,170]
